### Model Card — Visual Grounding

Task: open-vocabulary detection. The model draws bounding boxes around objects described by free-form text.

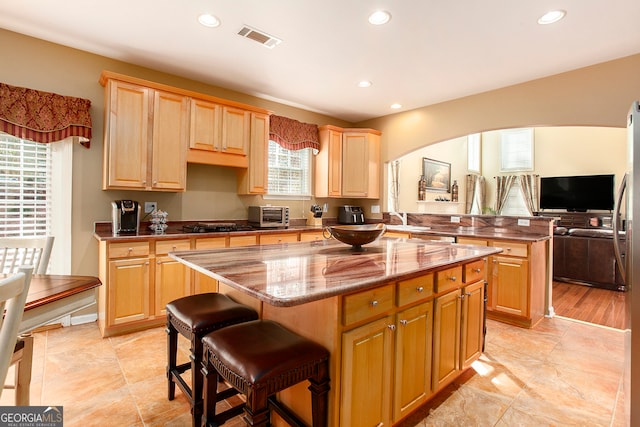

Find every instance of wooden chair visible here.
[0,266,33,403]
[0,236,55,275]
[0,236,54,405]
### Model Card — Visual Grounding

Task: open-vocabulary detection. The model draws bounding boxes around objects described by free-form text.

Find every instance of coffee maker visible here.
[111,200,140,235]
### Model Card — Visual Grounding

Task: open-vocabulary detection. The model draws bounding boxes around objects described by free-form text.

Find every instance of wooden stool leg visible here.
[202,351,220,427]
[191,337,204,427]
[166,322,178,401]
[308,361,330,427]
[14,335,33,406]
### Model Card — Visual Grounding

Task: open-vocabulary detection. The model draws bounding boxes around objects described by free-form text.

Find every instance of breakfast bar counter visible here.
[169,237,500,306]
[170,238,501,426]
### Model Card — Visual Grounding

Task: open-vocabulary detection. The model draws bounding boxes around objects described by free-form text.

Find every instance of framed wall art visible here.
[422,158,451,192]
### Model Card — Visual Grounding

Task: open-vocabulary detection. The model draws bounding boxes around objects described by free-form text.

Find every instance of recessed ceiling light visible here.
[391,103,402,109]
[198,14,221,28]
[358,80,372,88]
[368,10,391,25]
[537,10,566,25]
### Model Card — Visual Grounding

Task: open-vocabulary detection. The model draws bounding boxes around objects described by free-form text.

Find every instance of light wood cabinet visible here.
[460,280,485,369]
[432,287,461,391]
[259,233,298,245]
[299,231,324,242]
[458,237,545,328]
[393,301,433,421]
[101,78,188,191]
[340,315,394,427]
[154,239,191,317]
[237,112,269,194]
[315,125,381,198]
[193,237,226,293]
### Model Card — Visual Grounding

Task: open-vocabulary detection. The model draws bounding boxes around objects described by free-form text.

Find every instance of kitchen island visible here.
[170,237,501,426]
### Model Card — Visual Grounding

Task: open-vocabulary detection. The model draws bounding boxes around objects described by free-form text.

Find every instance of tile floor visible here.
[1,317,627,427]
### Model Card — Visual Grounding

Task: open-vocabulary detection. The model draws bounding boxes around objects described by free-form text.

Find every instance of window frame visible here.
[500,128,534,172]
[265,139,312,199]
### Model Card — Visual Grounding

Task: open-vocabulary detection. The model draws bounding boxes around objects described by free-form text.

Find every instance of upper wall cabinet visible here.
[99,71,271,191]
[237,112,270,195]
[101,78,188,191]
[316,125,381,199]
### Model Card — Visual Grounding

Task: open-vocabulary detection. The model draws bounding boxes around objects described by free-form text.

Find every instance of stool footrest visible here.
[268,396,306,427]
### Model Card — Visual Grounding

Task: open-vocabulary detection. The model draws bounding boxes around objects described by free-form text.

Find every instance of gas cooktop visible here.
[181,222,253,233]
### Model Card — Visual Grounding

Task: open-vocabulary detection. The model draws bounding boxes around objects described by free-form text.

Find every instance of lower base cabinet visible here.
[341,315,394,427]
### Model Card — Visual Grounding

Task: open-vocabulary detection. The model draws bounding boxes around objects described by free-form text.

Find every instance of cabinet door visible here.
[341,132,370,197]
[221,105,249,156]
[155,255,191,317]
[394,301,433,422]
[193,237,226,294]
[238,112,269,194]
[432,289,461,391]
[151,90,188,191]
[315,127,342,198]
[490,255,528,317]
[104,80,150,190]
[460,280,485,369]
[189,98,221,151]
[341,316,393,427]
[108,257,150,325]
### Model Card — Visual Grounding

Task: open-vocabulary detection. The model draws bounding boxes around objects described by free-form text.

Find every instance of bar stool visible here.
[202,320,330,427]
[166,293,259,427]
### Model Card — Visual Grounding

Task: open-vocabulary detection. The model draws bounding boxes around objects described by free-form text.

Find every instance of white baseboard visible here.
[70,313,98,326]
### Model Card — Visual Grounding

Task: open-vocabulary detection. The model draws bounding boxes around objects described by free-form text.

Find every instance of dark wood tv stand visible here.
[543,211,626,292]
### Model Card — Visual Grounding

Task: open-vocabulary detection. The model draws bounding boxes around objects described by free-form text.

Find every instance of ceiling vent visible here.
[237,25,282,49]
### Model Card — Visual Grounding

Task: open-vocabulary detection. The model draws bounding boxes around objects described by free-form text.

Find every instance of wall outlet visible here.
[450,216,461,223]
[144,202,157,213]
[371,205,380,214]
[517,218,530,227]
[323,203,328,213]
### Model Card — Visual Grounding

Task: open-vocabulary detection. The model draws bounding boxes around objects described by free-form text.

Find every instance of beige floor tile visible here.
[3,315,626,427]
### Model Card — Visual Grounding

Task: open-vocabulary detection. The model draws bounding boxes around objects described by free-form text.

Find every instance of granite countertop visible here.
[169,237,502,307]
[385,225,551,242]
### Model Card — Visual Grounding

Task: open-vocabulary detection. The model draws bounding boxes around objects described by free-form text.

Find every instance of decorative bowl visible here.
[323,223,386,249]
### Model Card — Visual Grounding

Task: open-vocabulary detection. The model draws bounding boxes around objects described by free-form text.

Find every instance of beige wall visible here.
[395,127,626,212]
[2,28,640,275]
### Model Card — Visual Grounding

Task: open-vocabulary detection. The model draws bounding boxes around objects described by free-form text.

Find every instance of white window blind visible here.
[267,140,311,197]
[499,180,531,216]
[0,134,51,237]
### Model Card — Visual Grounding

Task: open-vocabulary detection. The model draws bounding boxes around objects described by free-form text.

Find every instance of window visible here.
[467,133,481,173]
[0,133,72,273]
[0,134,51,236]
[500,128,534,172]
[499,179,531,216]
[267,140,312,197]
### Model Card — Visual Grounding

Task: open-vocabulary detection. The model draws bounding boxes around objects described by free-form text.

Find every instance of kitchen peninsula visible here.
[169,237,501,427]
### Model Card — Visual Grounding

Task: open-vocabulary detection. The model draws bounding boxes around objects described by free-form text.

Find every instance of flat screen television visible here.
[539,174,615,212]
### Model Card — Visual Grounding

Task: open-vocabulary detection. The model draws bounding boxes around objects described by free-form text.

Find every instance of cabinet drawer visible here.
[463,260,485,284]
[435,266,462,293]
[457,238,487,246]
[108,241,149,259]
[299,231,324,242]
[397,274,434,307]
[343,284,394,326]
[260,233,298,245]
[229,235,257,247]
[490,241,528,258]
[156,239,191,255]
[195,237,227,249]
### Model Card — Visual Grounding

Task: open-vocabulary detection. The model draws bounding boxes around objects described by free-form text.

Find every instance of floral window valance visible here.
[0,82,92,148]
[269,114,319,152]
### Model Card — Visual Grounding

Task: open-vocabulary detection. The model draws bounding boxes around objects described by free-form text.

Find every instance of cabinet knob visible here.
[416,286,424,293]
[459,294,465,300]
[370,300,379,307]
[399,319,408,326]
[466,292,472,297]
[172,246,177,251]
[449,276,457,281]
[387,324,396,331]
[128,248,133,253]
[505,247,512,252]
[473,268,481,273]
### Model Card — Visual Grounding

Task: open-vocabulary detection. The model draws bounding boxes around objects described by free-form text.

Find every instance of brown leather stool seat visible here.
[202,320,330,427]
[166,293,258,427]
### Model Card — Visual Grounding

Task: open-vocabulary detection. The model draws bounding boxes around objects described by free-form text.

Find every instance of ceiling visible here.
[1,1,639,123]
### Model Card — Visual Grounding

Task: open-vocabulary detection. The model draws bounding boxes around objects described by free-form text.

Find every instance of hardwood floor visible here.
[552,280,628,329]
